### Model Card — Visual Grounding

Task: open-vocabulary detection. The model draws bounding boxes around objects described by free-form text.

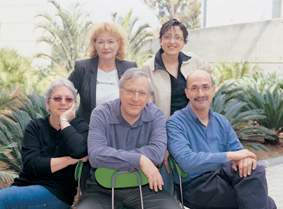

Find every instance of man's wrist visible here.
[226,152,233,161]
[140,155,150,168]
[140,155,145,166]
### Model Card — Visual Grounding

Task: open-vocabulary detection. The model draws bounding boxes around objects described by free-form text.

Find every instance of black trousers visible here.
[76,180,181,209]
[181,164,277,209]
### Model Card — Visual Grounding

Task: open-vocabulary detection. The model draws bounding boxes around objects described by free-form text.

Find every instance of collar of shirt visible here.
[108,99,155,127]
[153,48,191,71]
[186,104,213,126]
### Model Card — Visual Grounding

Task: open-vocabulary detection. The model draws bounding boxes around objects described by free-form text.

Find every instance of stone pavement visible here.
[264,156,283,209]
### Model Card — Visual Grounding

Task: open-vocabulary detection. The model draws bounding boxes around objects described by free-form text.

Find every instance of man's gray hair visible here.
[119,68,154,95]
[45,78,78,103]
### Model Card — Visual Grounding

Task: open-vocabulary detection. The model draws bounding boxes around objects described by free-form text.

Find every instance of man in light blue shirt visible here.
[167,70,276,209]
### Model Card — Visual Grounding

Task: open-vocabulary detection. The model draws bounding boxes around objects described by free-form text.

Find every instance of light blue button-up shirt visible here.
[167,104,243,182]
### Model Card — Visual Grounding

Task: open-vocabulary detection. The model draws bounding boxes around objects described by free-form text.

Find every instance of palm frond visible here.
[112,9,154,66]
[35,0,92,72]
[0,170,17,186]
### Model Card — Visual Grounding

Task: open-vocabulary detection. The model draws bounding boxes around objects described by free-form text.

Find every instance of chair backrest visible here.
[95,168,148,209]
[74,161,84,182]
[168,157,187,178]
[74,161,91,195]
[168,156,187,209]
[95,168,148,189]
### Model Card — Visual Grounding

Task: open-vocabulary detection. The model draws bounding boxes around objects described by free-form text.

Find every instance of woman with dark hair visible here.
[69,22,137,123]
[143,18,211,118]
[143,19,211,193]
[0,78,88,209]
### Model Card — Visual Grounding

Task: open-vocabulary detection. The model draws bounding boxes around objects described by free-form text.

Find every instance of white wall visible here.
[186,18,283,77]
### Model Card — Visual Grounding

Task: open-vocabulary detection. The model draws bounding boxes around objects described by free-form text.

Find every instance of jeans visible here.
[0,185,70,209]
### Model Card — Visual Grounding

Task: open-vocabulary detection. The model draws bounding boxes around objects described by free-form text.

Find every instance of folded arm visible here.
[22,118,88,177]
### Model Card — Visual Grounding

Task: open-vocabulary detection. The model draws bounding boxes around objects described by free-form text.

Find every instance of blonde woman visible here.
[69,22,137,123]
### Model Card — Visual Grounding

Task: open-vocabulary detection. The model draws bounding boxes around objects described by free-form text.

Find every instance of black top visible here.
[69,57,137,123]
[154,49,189,115]
[13,116,88,205]
[169,73,188,114]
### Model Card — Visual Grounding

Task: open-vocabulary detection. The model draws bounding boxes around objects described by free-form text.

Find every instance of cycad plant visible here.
[213,62,259,86]
[240,75,283,143]
[212,81,266,140]
[0,144,18,187]
[0,89,47,185]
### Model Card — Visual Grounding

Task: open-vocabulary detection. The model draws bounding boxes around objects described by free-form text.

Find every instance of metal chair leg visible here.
[138,185,144,209]
[171,159,185,209]
[178,174,185,209]
[136,171,144,209]
[112,186,115,209]
[112,173,117,209]
[111,171,145,209]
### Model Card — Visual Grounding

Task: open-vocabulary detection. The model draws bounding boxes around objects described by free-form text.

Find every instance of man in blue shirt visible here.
[167,70,276,209]
[77,68,181,209]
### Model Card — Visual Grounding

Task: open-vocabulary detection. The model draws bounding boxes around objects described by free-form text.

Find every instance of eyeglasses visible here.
[162,35,184,42]
[122,88,148,98]
[188,84,212,93]
[50,96,74,103]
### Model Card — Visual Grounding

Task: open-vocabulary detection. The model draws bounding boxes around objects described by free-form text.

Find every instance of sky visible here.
[0,0,276,58]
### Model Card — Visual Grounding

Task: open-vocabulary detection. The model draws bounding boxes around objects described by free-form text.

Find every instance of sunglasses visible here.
[50,96,74,103]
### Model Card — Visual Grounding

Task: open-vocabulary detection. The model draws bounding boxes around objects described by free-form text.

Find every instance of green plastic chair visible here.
[168,157,187,209]
[75,161,148,209]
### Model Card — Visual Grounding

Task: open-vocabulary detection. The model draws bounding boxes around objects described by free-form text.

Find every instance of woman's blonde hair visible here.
[88,22,127,60]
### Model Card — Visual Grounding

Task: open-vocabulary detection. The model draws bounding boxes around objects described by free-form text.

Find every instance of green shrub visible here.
[0,90,47,184]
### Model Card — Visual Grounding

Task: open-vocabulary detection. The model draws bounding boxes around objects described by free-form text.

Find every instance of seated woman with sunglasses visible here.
[0,78,88,209]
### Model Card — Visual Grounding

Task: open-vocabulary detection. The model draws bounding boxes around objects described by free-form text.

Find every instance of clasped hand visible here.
[60,103,76,124]
[228,149,257,178]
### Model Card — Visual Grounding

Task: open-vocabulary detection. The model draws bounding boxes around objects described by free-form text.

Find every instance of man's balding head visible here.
[186,70,214,89]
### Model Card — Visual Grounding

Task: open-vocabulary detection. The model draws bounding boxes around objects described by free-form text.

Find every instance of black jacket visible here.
[69,57,137,123]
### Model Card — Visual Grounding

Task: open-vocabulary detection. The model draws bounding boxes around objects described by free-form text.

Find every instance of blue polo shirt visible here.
[167,104,243,182]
